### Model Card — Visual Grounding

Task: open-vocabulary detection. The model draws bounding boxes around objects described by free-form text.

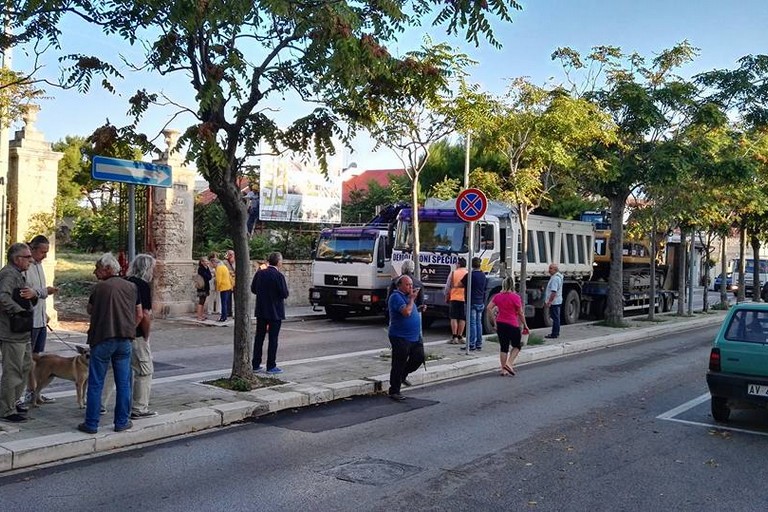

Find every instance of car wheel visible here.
[711,396,730,422]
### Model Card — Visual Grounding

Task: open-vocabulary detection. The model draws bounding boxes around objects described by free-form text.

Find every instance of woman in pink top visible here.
[487,276,527,376]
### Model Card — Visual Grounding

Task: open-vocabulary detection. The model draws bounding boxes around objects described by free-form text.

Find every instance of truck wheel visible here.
[325,306,347,321]
[591,298,606,320]
[562,290,580,325]
[711,396,730,422]
[662,294,673,313]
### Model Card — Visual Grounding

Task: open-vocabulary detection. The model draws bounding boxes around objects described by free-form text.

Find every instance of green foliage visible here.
[20,0,524,379]
[194,200,316,260]
[52,135,91,217]
[24,212,56,242]
[0,70,44,128]
[69,207,121,252]
[193,201,230,256]
[429,177,460,200]
[342,174,411,223]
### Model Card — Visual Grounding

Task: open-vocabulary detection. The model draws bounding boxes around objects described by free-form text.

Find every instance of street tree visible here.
[39,0,524,380]
[476,78,613,307]
[555,42,703,325]
[697,55,768,303]
[364,39,476,273]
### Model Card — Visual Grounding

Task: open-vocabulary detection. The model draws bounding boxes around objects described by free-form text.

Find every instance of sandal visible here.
[503,365,516,376]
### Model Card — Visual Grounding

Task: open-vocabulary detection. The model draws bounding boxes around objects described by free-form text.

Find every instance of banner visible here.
[258,145,342,224]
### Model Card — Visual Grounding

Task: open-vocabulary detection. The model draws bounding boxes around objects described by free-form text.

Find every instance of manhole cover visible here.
[324,457,422,486]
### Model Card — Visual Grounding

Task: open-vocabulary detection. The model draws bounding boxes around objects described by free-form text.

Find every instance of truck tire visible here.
[562,289,580,325]
[662,294,673,313]
[325,306,347,321]
[711,396,730,422]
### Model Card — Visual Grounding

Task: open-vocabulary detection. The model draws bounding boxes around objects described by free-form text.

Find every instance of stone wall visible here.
[265,260,312,307]
[155,259,312,317]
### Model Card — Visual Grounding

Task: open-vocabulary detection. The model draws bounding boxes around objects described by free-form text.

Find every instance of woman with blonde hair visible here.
[487,276,527,376]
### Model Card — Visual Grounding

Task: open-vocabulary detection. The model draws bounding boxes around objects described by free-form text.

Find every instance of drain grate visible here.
[323,457,423,486]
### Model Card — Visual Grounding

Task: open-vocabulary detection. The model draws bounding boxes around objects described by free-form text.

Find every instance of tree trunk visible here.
[751,232,761,302]
[208,168,253,380]
[719,234,728,305]
[518,205,529,306]
[605,195,626,325]
[677,231,686,315]
[411,177,420,275]
[648,221,656,321]
[737,228,746,303]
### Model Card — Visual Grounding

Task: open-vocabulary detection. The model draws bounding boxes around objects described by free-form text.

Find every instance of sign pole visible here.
[127,184,136,262]
[465,221,474,354]
[455,188,487,355]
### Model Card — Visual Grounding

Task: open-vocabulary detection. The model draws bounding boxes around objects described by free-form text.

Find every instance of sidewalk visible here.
[0,308,726,473]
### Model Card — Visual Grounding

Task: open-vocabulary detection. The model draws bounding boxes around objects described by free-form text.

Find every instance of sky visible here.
[8,0,768,172]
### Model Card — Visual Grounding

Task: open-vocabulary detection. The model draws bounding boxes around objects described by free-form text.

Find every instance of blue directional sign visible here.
[92,155,173,188]
[456,188,488,222]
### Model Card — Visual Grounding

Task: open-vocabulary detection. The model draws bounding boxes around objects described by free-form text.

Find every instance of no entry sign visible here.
[455,188,488,222]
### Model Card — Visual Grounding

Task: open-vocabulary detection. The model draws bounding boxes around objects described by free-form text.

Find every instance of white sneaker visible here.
[38,395,56,404]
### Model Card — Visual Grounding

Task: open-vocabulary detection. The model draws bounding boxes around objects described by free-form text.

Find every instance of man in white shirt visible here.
[544,263,563,339]
[22,235,58,405]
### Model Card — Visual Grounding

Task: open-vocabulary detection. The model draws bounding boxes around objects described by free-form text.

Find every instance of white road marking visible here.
[656,393,710,419]
[657,392,768,437]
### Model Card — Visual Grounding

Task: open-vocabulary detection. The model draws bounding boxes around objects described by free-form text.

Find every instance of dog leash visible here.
[46,323,88,354]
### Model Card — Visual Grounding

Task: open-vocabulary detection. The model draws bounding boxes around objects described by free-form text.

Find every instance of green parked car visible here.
[707,303,768,422]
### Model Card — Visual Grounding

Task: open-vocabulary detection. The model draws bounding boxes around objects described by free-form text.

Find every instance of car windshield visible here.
[395,220,467,253]
[315,235,375,263]
[724,309,768,343]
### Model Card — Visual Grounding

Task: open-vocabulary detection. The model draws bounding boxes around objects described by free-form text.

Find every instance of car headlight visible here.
[361,295,372,303]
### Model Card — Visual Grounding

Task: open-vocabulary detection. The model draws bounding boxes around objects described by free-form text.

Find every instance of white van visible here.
[731,259,768,293]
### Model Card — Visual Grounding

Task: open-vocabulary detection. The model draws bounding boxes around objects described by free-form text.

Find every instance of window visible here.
[537,231,548,263]
[527,230,535,263]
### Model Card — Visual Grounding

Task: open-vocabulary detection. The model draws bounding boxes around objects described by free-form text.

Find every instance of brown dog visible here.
[32,347,90,409]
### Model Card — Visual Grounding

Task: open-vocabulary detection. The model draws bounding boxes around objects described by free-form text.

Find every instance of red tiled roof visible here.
[197,177,251,206]
[342,168,406,203]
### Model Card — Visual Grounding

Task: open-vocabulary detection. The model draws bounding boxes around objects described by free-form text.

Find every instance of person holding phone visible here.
[387,274,425,401]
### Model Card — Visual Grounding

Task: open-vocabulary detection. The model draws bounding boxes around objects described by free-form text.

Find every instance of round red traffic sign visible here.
[455,188,488,222]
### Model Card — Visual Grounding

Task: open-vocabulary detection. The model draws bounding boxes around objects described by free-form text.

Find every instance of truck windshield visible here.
[315,235,376,263]
[395,220,467,253]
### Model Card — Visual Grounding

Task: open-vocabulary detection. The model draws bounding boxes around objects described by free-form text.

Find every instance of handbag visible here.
[10,310,33,333]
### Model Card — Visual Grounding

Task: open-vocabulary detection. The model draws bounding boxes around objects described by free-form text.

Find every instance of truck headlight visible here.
[311,291,320,299]
[361,295,372,303]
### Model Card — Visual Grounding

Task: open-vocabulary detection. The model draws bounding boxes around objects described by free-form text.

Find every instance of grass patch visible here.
[379,350,442,361]
[204,375,285,391]
[526,334,545,346]
[55,252,98,298]
[634,316,668,323]
[711,302,731,311]
[594,319,632,328]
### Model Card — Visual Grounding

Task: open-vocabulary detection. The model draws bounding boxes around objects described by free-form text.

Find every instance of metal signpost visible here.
[456,188,488,355]
[91,156,173,262]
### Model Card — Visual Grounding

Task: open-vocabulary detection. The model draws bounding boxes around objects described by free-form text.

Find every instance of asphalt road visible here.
[3,323,767,511]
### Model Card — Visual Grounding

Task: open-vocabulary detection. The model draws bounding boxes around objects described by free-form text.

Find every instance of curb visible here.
[0,314,723,473]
